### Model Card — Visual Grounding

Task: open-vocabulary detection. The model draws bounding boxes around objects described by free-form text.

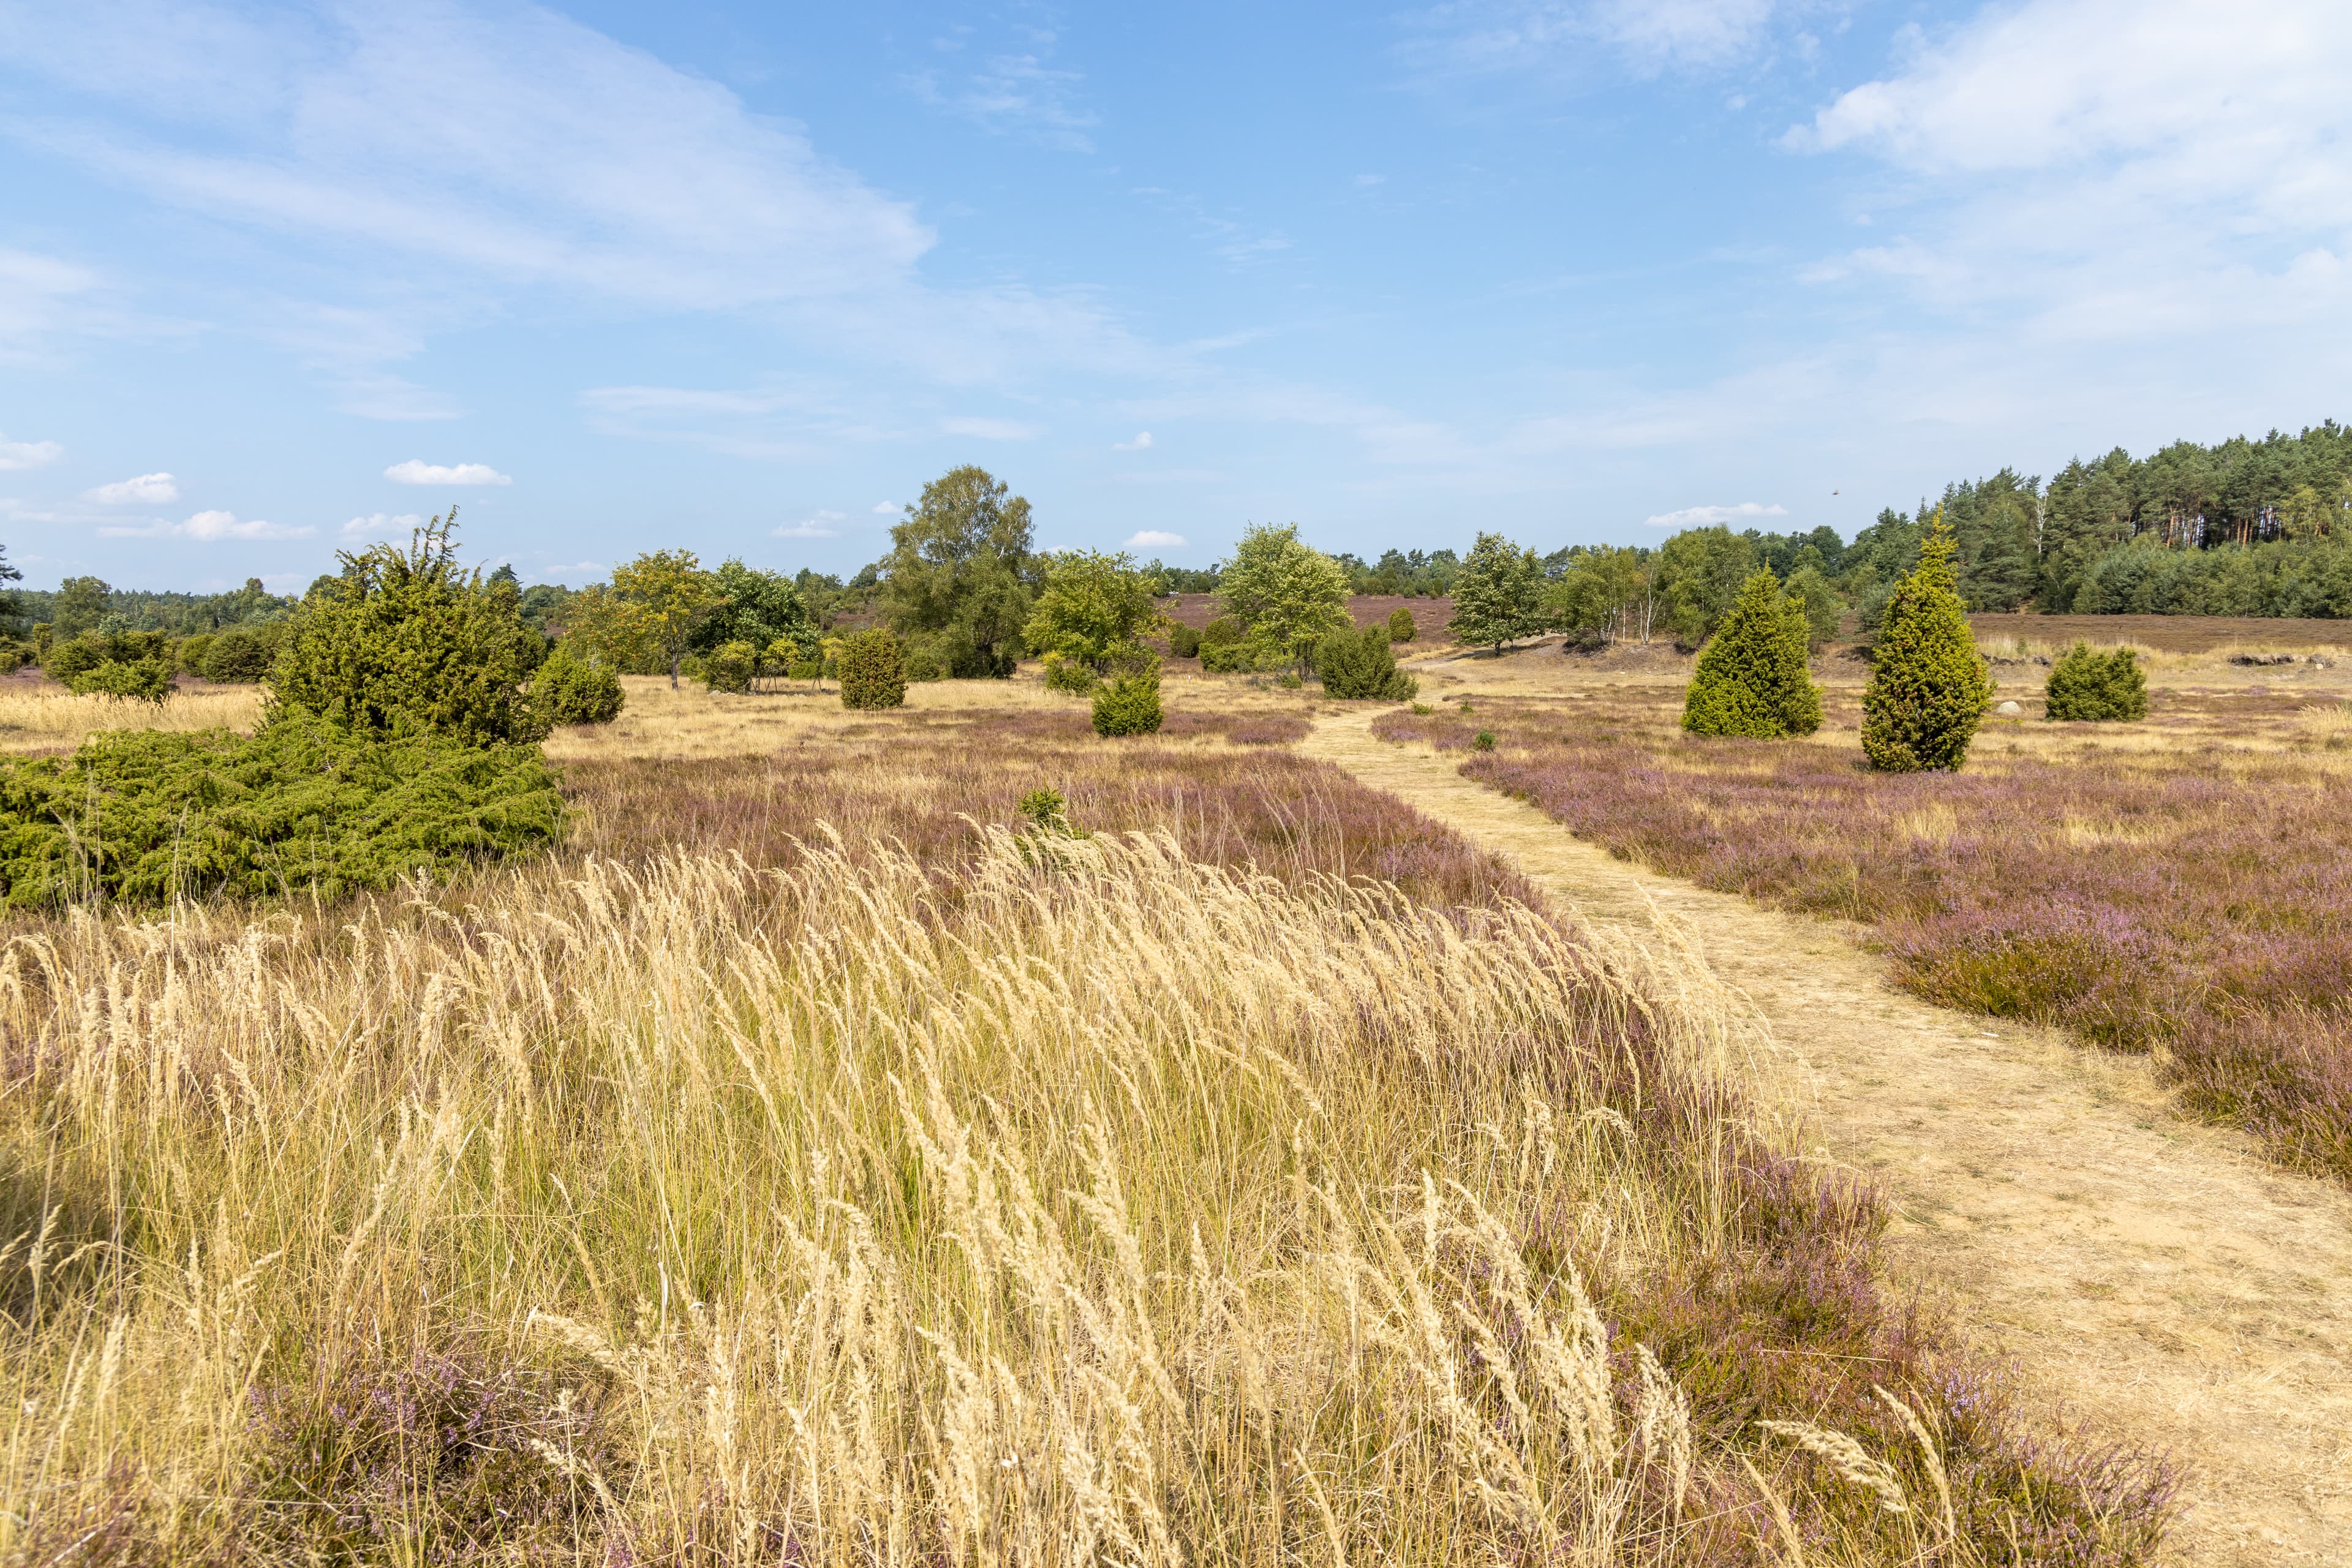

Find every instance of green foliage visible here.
[1314,624,1418,701]
[0,714,562,910]
[1863,513,1994,772]
[203,625,274,682]
[1781,565,1844,650]
[1216,523,1351,676]
[1041,653,1100,694]
[1447,532,1547,652]
[1167,622,1202,658]
[270,513,551,746]
[1385,606,1416,643]
[1199,615,1246,649]
[1090,663,1163,736]
[72,656,175,704]
[1471,729,1496,752]
[881,466,1035,677]
[693,559,815,659]
[1199,643,1259,674]
[699,639,758,694]
[50,575,111,638]
[902,642,948,682]
[608,549,724,687]
[2044,643,2149,722]
[1025,549,1164,673]
[1657,527,1760,643]
[1681,571,1822,737]
[837,628,907,710]
[1016,786,1086,837]
[1545,545,1662,644]
[45,630,170,687]
[530,647,625,726]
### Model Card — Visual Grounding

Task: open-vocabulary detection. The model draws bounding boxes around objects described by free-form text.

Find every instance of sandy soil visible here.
[1301,709,2352,1566]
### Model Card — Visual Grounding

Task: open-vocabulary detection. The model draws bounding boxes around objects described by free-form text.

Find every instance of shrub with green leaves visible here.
[2044,643,2149,722]
[0,714,563,910]
[1168,623,1202,658]
[1091,665,1163,736]
[72,656,175,704]
[902,642,948,682]
[270,513,550,745]
[203,625,275,683]
[1387,606,1417,643]
[1199,615,1246,650]
[1314,624,1418,701]
[530,646,625,727]
[838,628,908,710]
[1681,570,1822,737]
[701,639,758,695]
[1863,512,1994,772]
[1042,653,1100,694]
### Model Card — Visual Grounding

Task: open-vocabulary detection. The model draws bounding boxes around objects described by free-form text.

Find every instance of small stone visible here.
[1996,699,2023,715]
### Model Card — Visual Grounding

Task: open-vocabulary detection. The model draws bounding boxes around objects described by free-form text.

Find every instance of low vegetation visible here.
[837,628,908,710]
[2045,643,2149,722]
[1378,683,2352,1182]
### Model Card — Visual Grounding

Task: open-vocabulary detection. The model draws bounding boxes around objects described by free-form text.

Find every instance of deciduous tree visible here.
[1447,532,1546,654]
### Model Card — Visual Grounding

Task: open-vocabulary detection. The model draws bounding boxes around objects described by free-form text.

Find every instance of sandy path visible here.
[1302,710,2352,1566]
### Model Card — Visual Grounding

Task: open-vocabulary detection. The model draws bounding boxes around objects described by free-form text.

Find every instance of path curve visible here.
[1302,710,2352,1566]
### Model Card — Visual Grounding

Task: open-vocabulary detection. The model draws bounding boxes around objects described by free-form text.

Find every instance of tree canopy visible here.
[880,466,1036,677]
[1447,533,1546,652]
[1216,522,1351,674]
[1024,549,1164,673]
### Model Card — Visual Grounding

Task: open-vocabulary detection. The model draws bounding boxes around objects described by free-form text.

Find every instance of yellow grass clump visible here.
[0,682,265,753]
[0,820,1987,1564]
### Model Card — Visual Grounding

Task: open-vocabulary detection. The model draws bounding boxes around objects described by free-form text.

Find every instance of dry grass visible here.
[0,679,264,754]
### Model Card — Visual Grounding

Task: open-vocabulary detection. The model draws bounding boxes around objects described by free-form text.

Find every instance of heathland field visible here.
[0,664,2200,1567]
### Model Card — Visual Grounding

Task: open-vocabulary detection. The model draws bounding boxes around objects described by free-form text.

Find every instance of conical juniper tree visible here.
[2044,642,2149,722]
[1681,570,1822,737]
[1861,511,1994,771]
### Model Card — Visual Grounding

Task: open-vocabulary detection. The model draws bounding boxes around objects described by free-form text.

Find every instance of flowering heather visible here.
[1376,684,2352,1181]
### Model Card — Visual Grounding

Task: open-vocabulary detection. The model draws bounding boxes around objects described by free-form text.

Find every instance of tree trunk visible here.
[669,647,680,689]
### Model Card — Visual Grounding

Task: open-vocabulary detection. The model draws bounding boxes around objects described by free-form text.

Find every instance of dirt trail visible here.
[1302,711,2352,1566]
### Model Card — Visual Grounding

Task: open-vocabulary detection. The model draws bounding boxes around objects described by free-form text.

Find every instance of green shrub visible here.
[1314,624,1418,701]
[903,642,948,682]
[73,657,175,704]
[1169,623,1202,658]
[1387,606,1417,643]
[1863,512,1994,772]
[1017,786,1087,837]
[44,630,167,687]
[1199,615,1246,649]
[1199,642,1257,674]
[530,647,625,727]
[2044,643,2149,722]
[177,633,214,675]
[1681,570,1822,737]
[788,661,823,682]
[203,626,274,683]
[270,513,549,745]
[701,639,758,694]
[1472,729,1497,752]
[1091,665,1163,736]
[838,628,907,710]
[0,714,563,910]
[1042,653,1100,694]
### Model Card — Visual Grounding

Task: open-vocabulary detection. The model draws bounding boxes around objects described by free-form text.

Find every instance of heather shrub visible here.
[837,627,907,709]
[530,645,625,726]
[1314,623,1418,701]
[1041,651,1100,693]
[1387,605,1417,643]
[0,714,562,909]
[2045,642,2149,722]
[1681,570,1821,737]
[202,625,274,683]
[1168,622,1202,658]
[1091,664,1164,735]
[700,638,758,694]
[271,513,551,745]
[1862,513,1992,771]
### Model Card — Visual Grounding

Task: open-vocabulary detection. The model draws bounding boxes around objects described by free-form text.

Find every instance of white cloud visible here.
[775,509,845,539]
[904,26,1099,152]
[1123,530,1187,549]
[872,501,899,514]
[1113,431,1155,451]
[0,434,64,470]
[343,511,425,538]
[385,459,512,486]
[1403,0,1781,81]
[1642,500,1787,529]
[942,416,1043,441]
[85,471,178,504]
[100,509,313,540]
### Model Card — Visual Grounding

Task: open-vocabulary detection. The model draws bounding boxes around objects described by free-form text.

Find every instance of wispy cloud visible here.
[100,508,312,540]
[904,23,1099,151]
[775,510,845,538]
[0,433,64,471]
[342,511,425,538]
[942,415,1043,441]
[1113,431,1154,450]
[85,471,178,504]
[385,459,511,486]
[1123,529,1187,549]
[1643,500,1786,529]
[872,501,899,514]
[1400,0,1782,83]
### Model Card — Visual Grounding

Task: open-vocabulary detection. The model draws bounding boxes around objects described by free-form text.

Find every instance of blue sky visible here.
[3,0,2347,590]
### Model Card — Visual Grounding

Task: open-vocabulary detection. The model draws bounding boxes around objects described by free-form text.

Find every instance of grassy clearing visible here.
[0,679,265,755]
[1377,680,2352,1183]
[0,687,2168,1563]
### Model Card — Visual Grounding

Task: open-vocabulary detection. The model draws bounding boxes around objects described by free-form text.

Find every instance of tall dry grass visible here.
[0,682,265,755]
[0,826,2160,1563]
